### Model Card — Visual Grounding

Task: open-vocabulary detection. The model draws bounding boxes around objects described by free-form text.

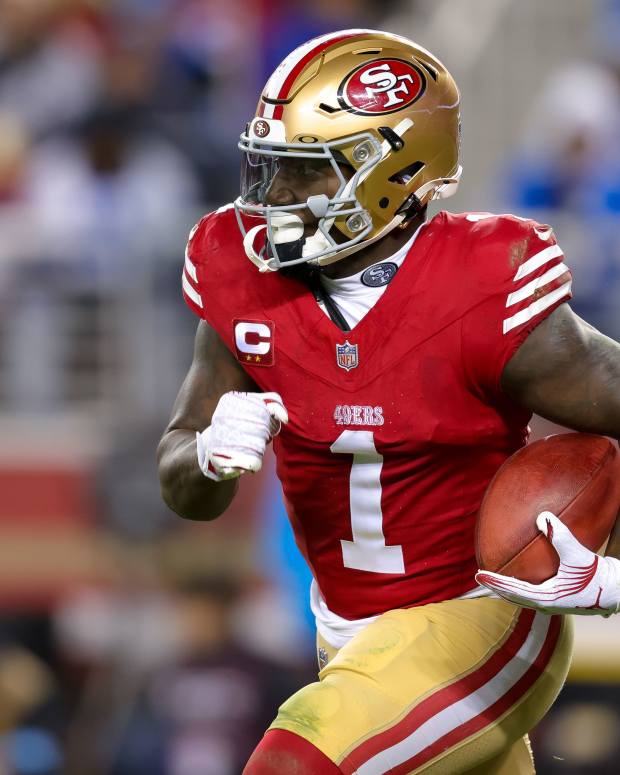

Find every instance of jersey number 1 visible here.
[330,430,405,574]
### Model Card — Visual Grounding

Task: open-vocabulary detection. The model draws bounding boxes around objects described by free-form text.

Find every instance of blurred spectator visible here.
[0,114,28,201]
[158,0,263,202]
[80,575,310,775]
[260,0,404,79]
[506,61,620,213]
[95,422,179,541]
[0,114,35,284]
[504,0,620,218]
[2,105,201,413]
[0,646,65,775]
[27,106,200,285]
[531,682,620,774]
[0,0,104,139]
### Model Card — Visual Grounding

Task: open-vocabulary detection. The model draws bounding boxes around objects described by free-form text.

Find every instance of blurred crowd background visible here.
[0,0,620,773]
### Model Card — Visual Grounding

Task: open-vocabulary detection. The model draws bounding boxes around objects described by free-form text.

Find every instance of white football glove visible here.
[476,511,620,617]
[196,391,288,480]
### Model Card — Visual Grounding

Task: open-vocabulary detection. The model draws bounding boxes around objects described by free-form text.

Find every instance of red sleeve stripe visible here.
[182,270,203,309]
[503,280,571,334]
[514,243,563,281]
[506,262,569,307]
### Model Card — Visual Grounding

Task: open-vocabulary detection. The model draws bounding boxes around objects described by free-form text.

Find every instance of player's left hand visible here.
[476,511,620,616]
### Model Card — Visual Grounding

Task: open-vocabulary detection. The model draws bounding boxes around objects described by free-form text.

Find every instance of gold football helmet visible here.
[235,29,461,271]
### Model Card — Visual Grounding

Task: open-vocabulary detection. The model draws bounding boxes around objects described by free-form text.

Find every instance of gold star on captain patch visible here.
[245,355,252,361]
[255,355,261,362]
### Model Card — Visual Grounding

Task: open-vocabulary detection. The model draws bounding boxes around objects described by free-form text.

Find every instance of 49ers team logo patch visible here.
[233,319,274,366]
[337,58,426,116]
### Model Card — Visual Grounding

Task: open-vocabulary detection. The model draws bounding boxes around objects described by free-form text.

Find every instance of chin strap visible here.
[312,214,406,267]
[243,211,408,270]
[310,165,462,266]
[415,166,462,202]
[304,270,351,331]
[243,223,272,271]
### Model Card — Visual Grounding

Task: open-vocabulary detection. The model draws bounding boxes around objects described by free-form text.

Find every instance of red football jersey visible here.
[182,207,572,620]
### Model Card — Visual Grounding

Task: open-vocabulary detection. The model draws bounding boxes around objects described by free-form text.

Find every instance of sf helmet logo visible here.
[338,59,426,115]
[361,65,411,106]
[253,120,271,138]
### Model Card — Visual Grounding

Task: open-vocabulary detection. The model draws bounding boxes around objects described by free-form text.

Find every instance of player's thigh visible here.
[463,734,534,775]
[269,598,572,774]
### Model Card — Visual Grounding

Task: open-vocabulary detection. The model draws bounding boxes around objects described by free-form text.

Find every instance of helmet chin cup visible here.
[242,213,310,270]
[268,212,306,264]
[270,212,305,244]
[304,230,333,264]
[269,211,339,267]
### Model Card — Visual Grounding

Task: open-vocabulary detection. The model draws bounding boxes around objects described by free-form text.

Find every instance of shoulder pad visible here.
[186,203,238,268]
[457,212,560,288]
[182,204,239,317]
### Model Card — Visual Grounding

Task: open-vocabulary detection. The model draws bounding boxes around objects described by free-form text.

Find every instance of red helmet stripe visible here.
[260,30,372,120]
[274,32,363,101]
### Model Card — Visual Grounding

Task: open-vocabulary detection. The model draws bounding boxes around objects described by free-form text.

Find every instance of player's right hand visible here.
[476,512,620,617]
[196,391,288,480]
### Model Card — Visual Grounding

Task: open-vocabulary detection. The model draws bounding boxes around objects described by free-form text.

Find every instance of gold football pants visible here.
[269,598,573,773]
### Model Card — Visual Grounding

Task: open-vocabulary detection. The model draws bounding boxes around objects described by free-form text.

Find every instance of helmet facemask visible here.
[235,131,383,272]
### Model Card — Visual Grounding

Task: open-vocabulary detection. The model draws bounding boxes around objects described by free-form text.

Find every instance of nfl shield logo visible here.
[336,340,358,371]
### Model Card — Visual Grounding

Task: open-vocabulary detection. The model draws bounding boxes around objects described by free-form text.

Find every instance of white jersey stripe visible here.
[506,262,569,308]
[514,244,563,281]
[182,271,203,309]
[354,613,551,774]
[184,247,198,283]
[503,280,571,334]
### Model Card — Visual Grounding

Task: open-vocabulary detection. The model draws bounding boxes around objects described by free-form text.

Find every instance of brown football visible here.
[476,433,620,584]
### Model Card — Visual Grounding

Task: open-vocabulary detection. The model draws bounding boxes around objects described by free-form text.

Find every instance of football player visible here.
[157,30,620,774]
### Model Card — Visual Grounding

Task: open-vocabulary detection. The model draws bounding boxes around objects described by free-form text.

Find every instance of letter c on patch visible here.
[233,319,274,366]
[234,321,271,355]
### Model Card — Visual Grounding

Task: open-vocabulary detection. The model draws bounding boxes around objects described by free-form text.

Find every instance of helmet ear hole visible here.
[389,161,425,185]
